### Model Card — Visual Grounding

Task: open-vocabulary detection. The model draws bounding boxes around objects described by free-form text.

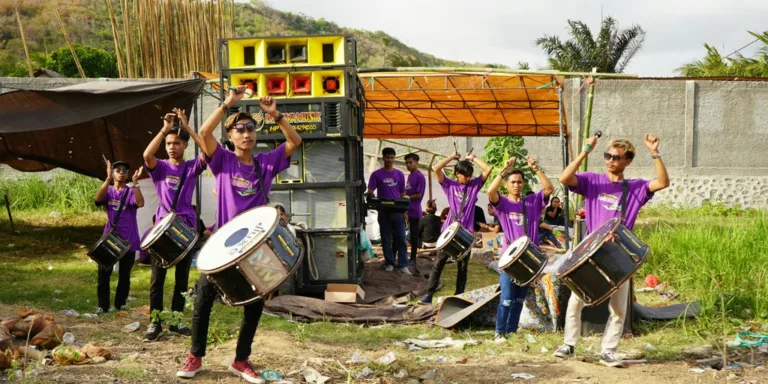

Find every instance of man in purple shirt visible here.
[553,134,670,368]
[176,87,301,384]
[487,156,554,342]
[420,151,492,304]
[142,107,207,342]
[365,147,411,275]
[93,160,144,314]
[404,153,426,266]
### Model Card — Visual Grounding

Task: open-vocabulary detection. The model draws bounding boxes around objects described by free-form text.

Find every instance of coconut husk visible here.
[12,314,46,338]
[17,308,35,318]
[18,346,45,361]
[80,342,112,360]
[52,345,88,366]
[1,316,20,331]
[0,348,19,370]
[0,325,12,352]
[30,322,64,350]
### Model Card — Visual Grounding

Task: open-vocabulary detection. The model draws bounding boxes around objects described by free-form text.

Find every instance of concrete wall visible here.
[364,78,768,209]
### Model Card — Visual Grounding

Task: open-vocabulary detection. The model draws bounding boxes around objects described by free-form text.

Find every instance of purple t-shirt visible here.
[569,172,653,233]
[405,171,426,219]
[146,158,205,229]
[493,190,549,250]
[96,186,140,252]
[207,143,290,227]
[367,168,405,200]
[440,176,485,233]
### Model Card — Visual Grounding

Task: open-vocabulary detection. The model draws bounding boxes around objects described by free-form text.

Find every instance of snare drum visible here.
[556,217,649,306]
[87,228,131,268]
[498,236,547,286]
[436,222,474,261]
[140,212,198,268]
[197,206,303,306]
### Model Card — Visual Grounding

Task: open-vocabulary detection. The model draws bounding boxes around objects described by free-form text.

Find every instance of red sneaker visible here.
[228,359,265,384]
[176,353,202,379]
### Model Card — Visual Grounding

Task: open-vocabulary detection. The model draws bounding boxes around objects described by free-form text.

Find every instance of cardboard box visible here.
[324,284,365,303]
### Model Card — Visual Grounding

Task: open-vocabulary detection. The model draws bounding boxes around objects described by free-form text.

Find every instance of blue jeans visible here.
[495,272,528,335]
[377,211,408,268]
[538,228,563,248]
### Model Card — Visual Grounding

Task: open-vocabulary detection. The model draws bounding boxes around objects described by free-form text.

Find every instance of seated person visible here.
[419,200,442,249]
[544,197,566,226]
[274,203,296,236]
[439,207,450,225]
[479,203,502,233]
[473,204,487,232]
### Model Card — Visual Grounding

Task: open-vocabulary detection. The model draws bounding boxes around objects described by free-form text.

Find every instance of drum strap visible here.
[521,195,528,237]
[450,184,470,224]
[620,179,629,221]
[110,187,130,230]
[253,158,269,204]
[170,161,189,212]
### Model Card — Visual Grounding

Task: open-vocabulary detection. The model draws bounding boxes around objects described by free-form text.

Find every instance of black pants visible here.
[97,251,136,311]
[409,217,421,262]
[149,250,194,323]
[190,274,264,361]
[425,250,469,296]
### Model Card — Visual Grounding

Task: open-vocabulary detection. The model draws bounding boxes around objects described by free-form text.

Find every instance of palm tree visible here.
[536,17,645,73]
[677,31,768,77]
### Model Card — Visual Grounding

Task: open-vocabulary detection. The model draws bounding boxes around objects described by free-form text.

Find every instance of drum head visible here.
[557,217,621,276]
[141,212,176,248]
[499,236,530,268]
[197,206,278,272]
[436,222,460,249]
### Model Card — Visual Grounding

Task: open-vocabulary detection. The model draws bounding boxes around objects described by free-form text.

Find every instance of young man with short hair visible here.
[404,153,426,266]
[365,147,411,275]
[553,134,669,368]
[142,107,207,342]
[420,151,492,303]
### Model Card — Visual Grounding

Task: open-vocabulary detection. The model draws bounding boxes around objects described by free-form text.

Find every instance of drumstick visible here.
[101,154,108,164]
[453,141,458,155]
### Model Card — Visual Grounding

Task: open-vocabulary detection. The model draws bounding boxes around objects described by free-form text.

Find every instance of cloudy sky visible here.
[263,0,767,76]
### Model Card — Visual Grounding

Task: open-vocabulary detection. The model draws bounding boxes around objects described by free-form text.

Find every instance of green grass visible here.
[0,172,102,212]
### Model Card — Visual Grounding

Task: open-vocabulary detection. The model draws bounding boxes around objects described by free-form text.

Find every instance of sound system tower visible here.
[218,36,365,295]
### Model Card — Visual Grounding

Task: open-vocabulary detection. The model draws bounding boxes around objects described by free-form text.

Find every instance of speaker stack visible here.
[218,35,365,294]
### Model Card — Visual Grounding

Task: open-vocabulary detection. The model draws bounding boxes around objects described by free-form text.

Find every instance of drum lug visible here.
[587,258,616,287]
[616,241,640,263]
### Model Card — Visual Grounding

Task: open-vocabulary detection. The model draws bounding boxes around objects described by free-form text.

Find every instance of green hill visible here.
[0,0,484,77]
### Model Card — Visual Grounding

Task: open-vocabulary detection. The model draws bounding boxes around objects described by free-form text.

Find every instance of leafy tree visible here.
[677,31,768,77]
[536,16,645,73]
[45,43,117,78]
[387,53,424,67]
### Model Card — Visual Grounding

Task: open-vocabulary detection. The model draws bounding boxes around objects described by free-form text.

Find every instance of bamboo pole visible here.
[15,9,34,77]
[53,9,86,79]
[105,0,125,78]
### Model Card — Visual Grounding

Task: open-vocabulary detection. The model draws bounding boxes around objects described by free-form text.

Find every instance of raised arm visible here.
[143,113,175,169]
[174,107,206,155]
[258,96,302,158]
[199,87,246,158]
[433,152,460,184]
[95,160,112,203]
[468,153,492,182]
[528,156,554,197]
[644,134,670,193]
[560,135,598,187]
[487,157,514,205]
[131,167,145,208]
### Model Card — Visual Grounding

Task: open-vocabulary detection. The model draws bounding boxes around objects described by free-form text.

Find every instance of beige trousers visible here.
[563,282,630,354]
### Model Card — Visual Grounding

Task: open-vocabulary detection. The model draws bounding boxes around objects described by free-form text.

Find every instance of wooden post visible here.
[15,9,34,77]
[4,194,14,233]
[53,9,86,79]
[427,154,437,201]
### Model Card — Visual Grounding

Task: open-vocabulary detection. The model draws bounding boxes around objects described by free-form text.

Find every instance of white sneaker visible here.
[493,333,507,343]
[399,267,412,276]
[384,265,394,272]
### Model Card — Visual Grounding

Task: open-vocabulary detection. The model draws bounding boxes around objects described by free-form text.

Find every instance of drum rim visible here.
[153,231,201,268]
[556,217,622,278]
[88,228,126,255]
[436,222,461,249]
[498,235,533,269]
[140,212,179,250]
[197,206,280,272]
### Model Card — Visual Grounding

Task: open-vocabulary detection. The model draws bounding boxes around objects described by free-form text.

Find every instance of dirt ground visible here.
[1,304,767,384]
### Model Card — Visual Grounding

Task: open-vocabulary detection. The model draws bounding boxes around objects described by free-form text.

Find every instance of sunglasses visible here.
[113,168,129,174]
[603,152,624,162]
[228,122,257,133]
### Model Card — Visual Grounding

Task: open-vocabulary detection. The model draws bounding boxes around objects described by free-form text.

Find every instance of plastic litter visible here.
[511,373,536,380]
[376,351,396,365]
[122,322,141,333]
[525,334,537,343]
[346,352,369,364]
[62,333,75,345]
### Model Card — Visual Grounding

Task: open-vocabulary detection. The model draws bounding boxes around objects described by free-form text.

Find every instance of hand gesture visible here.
[226,86,247,105]
[526,156,539,171]
[504,157,516,170]
[162,113,175,132]
[451,151,461,160]
[105,159,113,181]
[584,135,598,153]
[132,166,143,184]
[466,152,477,162]
[173,108,189,130]
[259,96,278,117]
[644,134,660,155]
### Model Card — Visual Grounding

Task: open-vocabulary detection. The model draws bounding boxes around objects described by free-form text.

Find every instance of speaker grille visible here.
[309,233,348,280]
[291,188,347,229]
[304,140,345,183]
[324,102,341,133]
